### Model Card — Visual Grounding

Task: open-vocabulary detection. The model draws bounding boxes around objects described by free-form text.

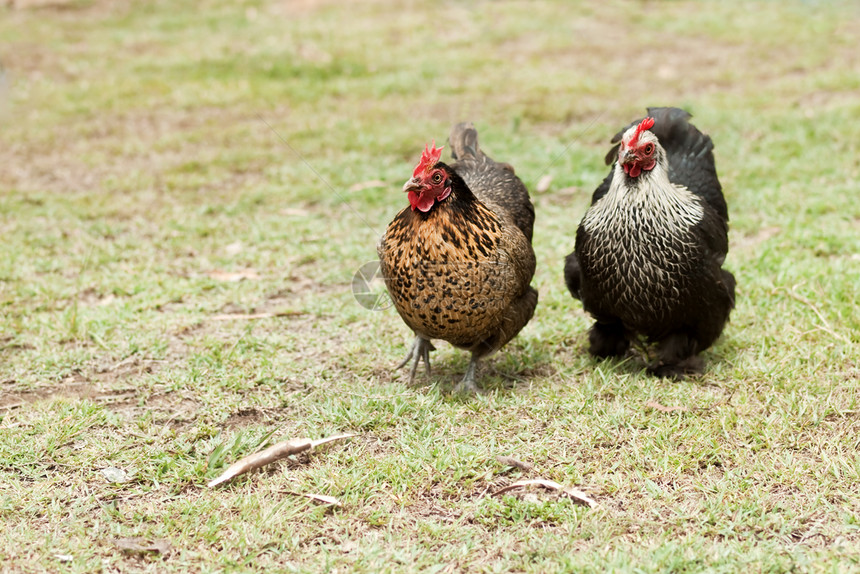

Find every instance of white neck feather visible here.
[583,161,704,235]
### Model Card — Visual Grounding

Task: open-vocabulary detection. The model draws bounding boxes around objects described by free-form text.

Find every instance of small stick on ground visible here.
[778,286,851,344]
[493,478,597,508]
[496,455,535,472]
[208,433,356,488]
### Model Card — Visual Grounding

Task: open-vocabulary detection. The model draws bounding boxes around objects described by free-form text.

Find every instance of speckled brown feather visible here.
[378,125,537,360]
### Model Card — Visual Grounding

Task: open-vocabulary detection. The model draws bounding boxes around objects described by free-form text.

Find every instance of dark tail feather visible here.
[645,107,714,161]
[721,269,736,308]
[603,107,703,166]
[449,122,480,161]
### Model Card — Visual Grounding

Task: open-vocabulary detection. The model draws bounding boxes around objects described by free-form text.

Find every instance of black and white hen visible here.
[564,107,735,376]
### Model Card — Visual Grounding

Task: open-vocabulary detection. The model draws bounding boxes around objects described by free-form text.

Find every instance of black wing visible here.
[563,251,582,301]
[591,107,728,223]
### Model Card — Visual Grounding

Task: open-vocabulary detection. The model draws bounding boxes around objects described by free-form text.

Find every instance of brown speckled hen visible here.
[378,123,538,392]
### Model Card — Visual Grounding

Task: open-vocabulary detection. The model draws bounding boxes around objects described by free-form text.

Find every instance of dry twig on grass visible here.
[496,455,535,472]
[493,478,597,508]
[111,538,171,556]
[301,493,342,506]
[208,433,356,488]
[775,285,851,344]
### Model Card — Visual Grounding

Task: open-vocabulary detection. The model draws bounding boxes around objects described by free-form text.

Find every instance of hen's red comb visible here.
[413,141,444,178]
[628,117,656,147]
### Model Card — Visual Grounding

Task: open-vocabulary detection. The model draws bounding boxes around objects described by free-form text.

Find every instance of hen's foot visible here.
[649,333,703,379]
[588,321,629,358]
[453,358,480,394]
[396,336,435,382]
[649,355,704,379]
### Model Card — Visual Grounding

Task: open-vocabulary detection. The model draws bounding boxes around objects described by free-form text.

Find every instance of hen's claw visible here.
[453,357,480,394]
[396,336,435,381]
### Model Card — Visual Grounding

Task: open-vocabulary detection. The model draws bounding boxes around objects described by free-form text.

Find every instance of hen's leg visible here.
[453,355,480,394]
[651,271,735,379]
[650,332,702,378]
[455,286,538,394]
[588,320,629,358]
[396,336,435,381]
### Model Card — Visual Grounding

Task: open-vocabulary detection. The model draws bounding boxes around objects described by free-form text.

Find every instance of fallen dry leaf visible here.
[111,538,171,556]
[206,269,259,282]
[492,479,597,508]
[209,439,312,487]
[208,433,356,488]
[645,401,690,413]
[535,174,553,193]
[558,486,598,508]
[224,241,244,256]
[101,467,131,484]
[496,455,535,472]
[210,312,276,321]
[302,493,342,506]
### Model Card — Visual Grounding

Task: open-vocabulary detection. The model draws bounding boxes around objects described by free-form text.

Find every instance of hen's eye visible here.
[432,172,443,183]
[644,144,654,155]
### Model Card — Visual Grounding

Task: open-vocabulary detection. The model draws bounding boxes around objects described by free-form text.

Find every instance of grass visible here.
[1,0,859,571]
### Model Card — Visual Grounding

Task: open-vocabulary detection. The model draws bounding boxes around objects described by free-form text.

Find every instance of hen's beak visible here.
[619,149,636,166]
[402,177,422,193]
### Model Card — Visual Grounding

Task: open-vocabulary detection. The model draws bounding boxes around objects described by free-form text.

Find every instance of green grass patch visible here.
[1,0,859,571]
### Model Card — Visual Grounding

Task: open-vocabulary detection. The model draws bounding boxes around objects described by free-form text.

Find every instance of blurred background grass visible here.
[1,0,859,572]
